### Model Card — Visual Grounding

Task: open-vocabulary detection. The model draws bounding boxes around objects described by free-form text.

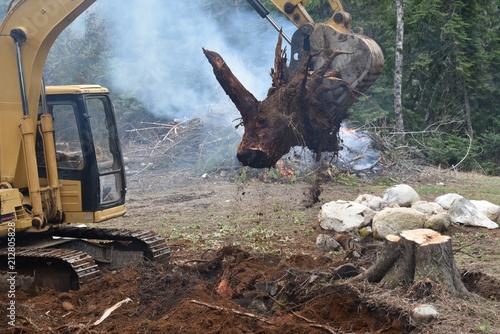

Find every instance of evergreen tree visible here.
[44,10,110,87]
[404,0,499,134]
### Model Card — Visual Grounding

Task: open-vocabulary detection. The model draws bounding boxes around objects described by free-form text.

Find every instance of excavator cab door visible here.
[37,92,126,217]
[85,95,126,208]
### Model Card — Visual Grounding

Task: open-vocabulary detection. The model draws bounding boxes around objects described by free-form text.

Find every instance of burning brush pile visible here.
[118,115,390,183]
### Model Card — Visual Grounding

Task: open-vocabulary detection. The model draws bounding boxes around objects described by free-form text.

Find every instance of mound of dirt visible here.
[0,246,409,333]
[2,240,499,334]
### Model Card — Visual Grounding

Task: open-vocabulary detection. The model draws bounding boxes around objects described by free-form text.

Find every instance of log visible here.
[203,33,357,168]
[358,229,470,298]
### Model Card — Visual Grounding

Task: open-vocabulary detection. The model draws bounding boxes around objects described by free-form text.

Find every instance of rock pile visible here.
[317,184,499,250]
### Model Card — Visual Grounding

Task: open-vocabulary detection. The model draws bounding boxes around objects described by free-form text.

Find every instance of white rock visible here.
[372,207,427,239]
[411,201,446,216]
[425,213,452,232]
[382,184,420,207]
[434,193,464,210]
[411,304,438,324]
[470,200,500,223]
[448,198,498,229]
[354,194,384,211]
[316,234,341,253]
[319,200,375,233]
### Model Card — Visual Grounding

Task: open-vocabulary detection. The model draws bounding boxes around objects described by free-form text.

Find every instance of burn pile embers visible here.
[275,124,383,177]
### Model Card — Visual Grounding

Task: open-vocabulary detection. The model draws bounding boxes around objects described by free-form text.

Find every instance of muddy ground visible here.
[1,156,499,333]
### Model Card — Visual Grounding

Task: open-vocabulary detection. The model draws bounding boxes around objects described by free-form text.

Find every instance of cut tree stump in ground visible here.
[358,229,470,298]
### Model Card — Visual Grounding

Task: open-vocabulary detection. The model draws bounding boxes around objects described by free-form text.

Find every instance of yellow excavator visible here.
[247,0,384,108]
[0,0,168,292]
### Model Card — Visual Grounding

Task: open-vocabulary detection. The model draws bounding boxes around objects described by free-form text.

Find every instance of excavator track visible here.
[0,227,169,292]
[48,226,171,264]
[0,247,100,291]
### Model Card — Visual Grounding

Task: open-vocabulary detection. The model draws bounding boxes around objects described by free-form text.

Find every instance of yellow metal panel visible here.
[0,188,32,236]
[63,211,94,224]
[0,105,23,184]
[270,0,314,28]
[63,205,127,224]
[59,180,82,212]
[94,205,127,223]
[40,179,126,223]
[0,188,22,216]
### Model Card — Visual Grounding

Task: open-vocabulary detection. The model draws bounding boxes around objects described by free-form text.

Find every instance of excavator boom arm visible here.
[0,0,95,186]
[269,0,314,28]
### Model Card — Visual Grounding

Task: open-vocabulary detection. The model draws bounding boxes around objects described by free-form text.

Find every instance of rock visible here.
[411,304,438,325]
[382,184,420,207]
[318,200,375,233]
[354,194,384,211]
[448,198,498,229]
[372,207,427,239]
[470,200,500,223]
[434,193,464,210]
[425,213,452,232]
[316,234,341,252]
[359,226,372,237]
[411,201,446,216]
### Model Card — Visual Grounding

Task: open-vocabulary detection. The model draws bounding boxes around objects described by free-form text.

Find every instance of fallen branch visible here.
[129,162,153,178]
[189,299,276,326]
[92,297,133,327]
[451,132,473,173]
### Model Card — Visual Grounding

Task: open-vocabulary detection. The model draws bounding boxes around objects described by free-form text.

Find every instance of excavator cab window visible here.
[37,103,84,169]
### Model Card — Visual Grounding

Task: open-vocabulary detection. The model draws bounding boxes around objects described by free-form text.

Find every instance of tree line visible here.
[285,0,499,175]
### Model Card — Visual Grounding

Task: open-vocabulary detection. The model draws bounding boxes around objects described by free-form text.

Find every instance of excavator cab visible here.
[36,85,126,224]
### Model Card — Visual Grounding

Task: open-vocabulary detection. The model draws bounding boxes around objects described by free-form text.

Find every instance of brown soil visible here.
[1,164,499,334]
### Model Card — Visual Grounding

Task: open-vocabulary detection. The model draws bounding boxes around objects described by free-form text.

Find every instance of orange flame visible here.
[276,161,295,178]
[341,127,356,135]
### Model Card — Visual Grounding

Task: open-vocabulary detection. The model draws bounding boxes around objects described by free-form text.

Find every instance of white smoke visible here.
[95,0,294,122]
[45,1,382,171]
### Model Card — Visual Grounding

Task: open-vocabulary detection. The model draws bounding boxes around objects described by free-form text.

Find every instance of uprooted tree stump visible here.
[358,229,470,298]
[203,33,359,168]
